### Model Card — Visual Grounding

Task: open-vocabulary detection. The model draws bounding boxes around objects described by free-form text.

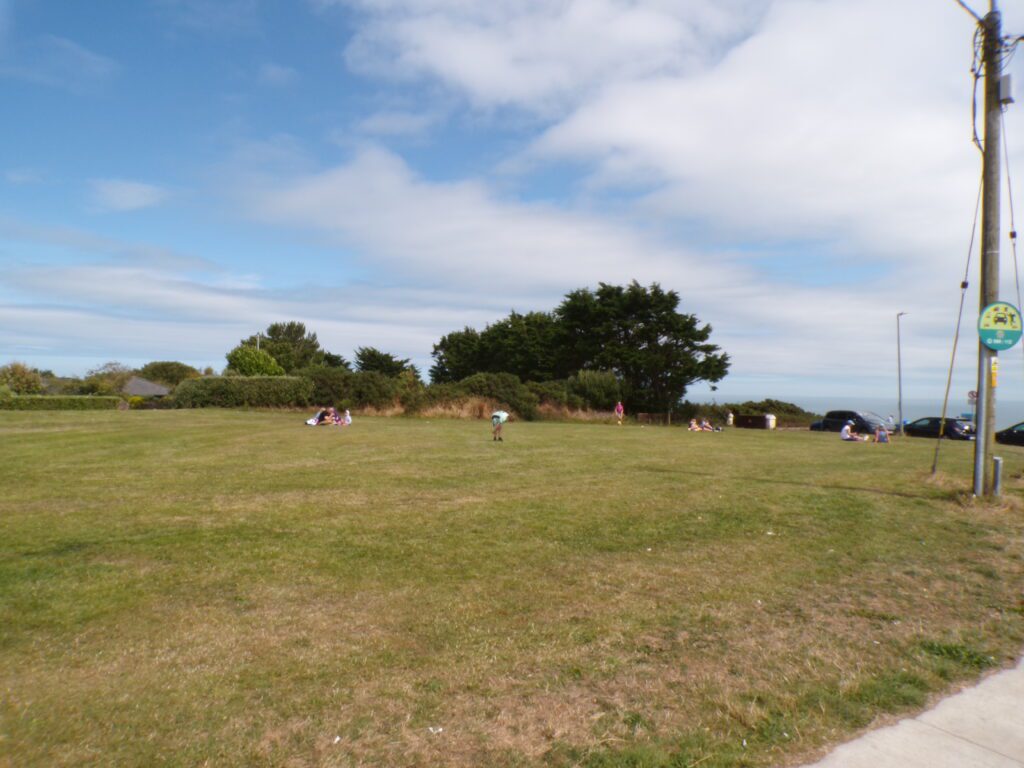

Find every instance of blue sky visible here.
[3,0,1024,407]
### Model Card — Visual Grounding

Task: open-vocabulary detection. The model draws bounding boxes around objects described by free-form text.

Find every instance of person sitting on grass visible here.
[840,420,864,442]
[688,419,702,432]
[875,424,890,444]
[341,409,352,426]
[700,418,716,432]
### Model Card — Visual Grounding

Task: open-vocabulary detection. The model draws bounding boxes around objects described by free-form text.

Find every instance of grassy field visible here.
[1,411,1022,768]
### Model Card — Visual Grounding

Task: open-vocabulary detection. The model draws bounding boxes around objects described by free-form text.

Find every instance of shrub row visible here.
[0,395,121,410]
[173,376,313,408]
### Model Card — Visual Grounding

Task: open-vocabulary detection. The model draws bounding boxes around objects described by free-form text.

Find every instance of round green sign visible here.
[979,301,1023,350]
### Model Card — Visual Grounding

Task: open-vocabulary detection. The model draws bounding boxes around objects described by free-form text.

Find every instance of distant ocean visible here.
[786,396,1024,428]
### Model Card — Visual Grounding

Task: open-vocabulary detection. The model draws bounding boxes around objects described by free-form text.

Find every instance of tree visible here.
[79,362,135,396]
[322,352,352,370]
[477,311,560,381]
[354,347,417,379]
[225,345,285,376]
[556,281,729,416]
[137,361,201,387]
[0,362,43,394]
[430,327,482,383]
[240,322,324,372]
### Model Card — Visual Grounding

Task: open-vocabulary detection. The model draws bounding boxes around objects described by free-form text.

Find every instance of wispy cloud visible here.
[338,0,767,115]
[0,215,215,271]
[90,179,170,212]
[0,35,117,93]
[258,62,297,86]
[356,109,439,137]
[4,168,42,185]
[153,0,260,35]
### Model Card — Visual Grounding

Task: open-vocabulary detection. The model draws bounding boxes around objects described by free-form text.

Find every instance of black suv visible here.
[810,410,888,433]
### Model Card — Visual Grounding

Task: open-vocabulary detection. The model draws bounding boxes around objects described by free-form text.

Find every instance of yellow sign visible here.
[991,357,999,388]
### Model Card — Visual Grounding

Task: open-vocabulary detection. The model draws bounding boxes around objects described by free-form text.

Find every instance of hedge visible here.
[0,395,121,410]
[173,376,312,408]
[458,372,538,420]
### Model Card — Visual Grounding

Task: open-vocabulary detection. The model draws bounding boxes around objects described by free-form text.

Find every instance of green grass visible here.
[1,411,1022,767]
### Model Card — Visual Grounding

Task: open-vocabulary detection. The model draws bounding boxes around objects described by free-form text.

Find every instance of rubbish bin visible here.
[764,414,776,430]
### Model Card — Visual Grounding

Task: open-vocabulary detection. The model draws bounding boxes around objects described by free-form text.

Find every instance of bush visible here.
[396,370,427,414]
[0,362,44,395]
[137,361,201,387]
[567,369,620,410]
[526,380,586,410]
[173,376,312,408]
[225,346,285,377]
[459,372,538,420]
[0,396,120,410]
[77,362,134,396]
[295,366,353,406]
[346,371,399,410]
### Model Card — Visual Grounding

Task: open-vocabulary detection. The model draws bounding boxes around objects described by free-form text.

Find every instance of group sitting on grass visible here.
[688,418,721,432]
[840,420,890,443]
[306,407,352,427]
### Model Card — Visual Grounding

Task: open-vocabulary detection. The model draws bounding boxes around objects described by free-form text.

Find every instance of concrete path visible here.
[801,658,1024,767]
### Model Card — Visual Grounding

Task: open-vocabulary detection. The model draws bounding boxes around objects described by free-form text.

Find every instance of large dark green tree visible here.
[239,322,348,372]
[430,327,482,383]
[431,312,560,383]
[354,347,419,379]
[556,282,729,414]
[429,281,729,414]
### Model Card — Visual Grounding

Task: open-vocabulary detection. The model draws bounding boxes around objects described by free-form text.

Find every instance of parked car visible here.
[809,410,889,433]
[995,421,1024,446]
[902,417,975,440]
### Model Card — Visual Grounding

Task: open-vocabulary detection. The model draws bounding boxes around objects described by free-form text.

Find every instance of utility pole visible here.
[896,312,906,436]
[973,2,1002,496]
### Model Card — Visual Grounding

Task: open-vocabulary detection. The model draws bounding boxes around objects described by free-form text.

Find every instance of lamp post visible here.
[896,312,907,436]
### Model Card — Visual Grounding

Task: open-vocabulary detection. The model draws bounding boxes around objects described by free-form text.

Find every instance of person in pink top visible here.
[614,401,625,425]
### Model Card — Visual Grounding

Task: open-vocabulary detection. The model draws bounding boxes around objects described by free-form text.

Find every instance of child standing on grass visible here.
[614,401,625,425]
[491,410,509,441]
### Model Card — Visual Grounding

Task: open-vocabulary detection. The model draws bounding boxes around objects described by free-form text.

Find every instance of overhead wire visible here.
[1001,111,1021,377]
[954,0,983,23]
[932,175,984,475]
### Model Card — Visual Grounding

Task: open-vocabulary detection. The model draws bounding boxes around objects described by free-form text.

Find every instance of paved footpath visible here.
[802,657,1024,767]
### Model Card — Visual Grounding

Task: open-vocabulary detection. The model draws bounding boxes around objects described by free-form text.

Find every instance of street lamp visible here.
[896,312,907,436]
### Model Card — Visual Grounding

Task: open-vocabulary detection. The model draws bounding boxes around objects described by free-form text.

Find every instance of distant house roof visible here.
[123,376,171,397]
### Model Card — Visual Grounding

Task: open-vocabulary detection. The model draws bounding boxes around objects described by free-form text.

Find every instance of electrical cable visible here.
[1001,111,1022,377]
[954,0,983,22]
[932,175,984,475]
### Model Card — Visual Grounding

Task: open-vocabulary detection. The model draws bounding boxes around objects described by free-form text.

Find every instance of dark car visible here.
[995,421,1024,446]
[810,410,888,433]
[903,417,975,441]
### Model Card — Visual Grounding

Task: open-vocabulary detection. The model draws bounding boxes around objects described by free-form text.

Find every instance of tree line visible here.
[1,282,730,416]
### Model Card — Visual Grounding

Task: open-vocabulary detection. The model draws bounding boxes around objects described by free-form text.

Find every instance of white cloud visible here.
[258,62,297,86]
[90,179,170,212]
[339,0,767,114]
[236,144,978,396]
